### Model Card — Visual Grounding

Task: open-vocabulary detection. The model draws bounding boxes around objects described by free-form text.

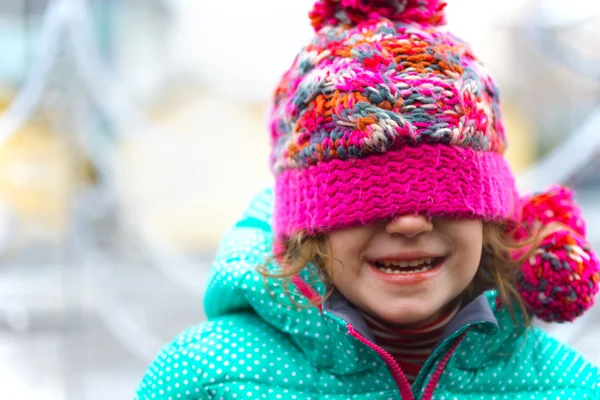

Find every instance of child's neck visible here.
[360,297,462,331]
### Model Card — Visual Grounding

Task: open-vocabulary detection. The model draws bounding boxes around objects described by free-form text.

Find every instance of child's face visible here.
[327,214,483,327]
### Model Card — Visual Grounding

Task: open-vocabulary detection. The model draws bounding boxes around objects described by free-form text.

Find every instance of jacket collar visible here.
[323,288,499,350]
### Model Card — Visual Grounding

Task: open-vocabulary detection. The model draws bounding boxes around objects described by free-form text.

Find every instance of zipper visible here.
[411,315,496,395]
[347,324,414,400]
[420,332,467,399]
[347,324,469,400]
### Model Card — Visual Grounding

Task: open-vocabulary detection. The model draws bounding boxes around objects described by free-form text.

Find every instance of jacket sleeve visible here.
[134,324,212,400]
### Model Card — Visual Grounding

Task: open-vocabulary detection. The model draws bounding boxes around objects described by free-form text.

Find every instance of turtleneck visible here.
[358,301,461,384]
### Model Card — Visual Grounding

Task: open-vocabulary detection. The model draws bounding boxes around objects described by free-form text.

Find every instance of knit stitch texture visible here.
[269,0,517,237]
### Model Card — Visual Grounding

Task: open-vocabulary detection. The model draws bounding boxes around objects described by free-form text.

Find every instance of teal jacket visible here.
[135,187,600,399]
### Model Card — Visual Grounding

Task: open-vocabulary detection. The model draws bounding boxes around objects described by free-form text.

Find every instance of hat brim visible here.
[274,144,519,238]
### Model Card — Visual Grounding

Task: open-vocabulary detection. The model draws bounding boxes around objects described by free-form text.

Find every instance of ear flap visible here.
[516,186,600,322]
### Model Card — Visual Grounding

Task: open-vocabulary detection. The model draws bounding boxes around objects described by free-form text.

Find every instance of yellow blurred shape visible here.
[0,94,73,238]
[118,91,272,251]
[502,98,536,173]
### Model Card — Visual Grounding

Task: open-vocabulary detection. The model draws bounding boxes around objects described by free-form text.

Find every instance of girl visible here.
[136,1,600,399]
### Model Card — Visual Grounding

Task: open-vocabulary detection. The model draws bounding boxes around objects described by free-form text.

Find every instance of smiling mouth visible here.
[368,257,445,275]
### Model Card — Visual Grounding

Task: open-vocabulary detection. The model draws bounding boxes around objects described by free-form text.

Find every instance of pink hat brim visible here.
[274,144,519,238]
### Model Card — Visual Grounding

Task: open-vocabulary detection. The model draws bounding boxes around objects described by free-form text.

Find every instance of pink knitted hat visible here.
[269,0,518,238]
[268,0,600,322]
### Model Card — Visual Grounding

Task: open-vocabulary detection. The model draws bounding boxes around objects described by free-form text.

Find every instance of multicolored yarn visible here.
[269,0,516,237]
[310,0,447,31]
[516,186,600,322]
[519,185,586,237]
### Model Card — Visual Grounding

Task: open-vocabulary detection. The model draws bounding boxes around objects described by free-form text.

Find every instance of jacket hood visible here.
[203,187,382,374]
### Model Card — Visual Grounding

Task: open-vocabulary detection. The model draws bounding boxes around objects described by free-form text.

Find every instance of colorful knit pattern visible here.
[269,0,518,237]
[516,186,600,322]
[269,2,505,173]
[310,0,447,31]
[519,185,586,238]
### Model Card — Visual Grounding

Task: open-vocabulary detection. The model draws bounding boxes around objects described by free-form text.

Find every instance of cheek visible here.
[448,222,484,284]
[460,246,483,280]
[328,249,363,282]
[327,228,373,273]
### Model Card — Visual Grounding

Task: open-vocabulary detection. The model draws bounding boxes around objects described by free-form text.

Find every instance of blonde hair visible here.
[258,221,542,325]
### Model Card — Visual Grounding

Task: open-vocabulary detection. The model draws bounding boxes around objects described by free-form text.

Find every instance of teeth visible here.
[375,262,436,275]
[380,258,434,268]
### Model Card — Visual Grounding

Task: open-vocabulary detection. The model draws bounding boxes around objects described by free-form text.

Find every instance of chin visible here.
[369,294,447,324]
[372,307,437,326]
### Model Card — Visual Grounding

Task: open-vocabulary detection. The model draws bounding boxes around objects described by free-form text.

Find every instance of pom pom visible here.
[515,185,600,322]
[518,230,600,323]
[520,185,586,238]
[309,0,447,32]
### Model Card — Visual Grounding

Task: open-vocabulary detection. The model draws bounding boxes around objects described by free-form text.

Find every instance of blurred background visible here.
[0,0,599,398]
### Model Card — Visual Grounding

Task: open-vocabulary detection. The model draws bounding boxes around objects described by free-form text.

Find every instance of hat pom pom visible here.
[309,0,447,32]
[519,185,586,238]
[516,186,600,323]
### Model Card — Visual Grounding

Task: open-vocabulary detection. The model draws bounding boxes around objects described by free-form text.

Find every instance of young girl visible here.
[135,1,600,399]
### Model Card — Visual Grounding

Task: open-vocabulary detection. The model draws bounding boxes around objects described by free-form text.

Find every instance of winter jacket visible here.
[135,187,600,400]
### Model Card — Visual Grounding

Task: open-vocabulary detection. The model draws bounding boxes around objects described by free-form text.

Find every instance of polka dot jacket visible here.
[135,187,600,400]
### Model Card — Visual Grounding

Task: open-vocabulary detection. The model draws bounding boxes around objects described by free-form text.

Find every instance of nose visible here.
[385,214,433,238]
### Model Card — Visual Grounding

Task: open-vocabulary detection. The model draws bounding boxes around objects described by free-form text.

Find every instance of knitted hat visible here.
[269,0,518,238]
[268,0,599,322]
